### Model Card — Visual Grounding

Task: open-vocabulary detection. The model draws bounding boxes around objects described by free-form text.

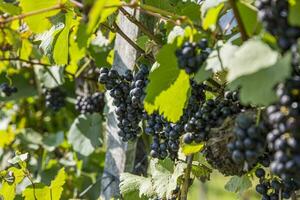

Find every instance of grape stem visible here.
[228,0,248,41]
[180,154,194,200]
[256,108,262,126]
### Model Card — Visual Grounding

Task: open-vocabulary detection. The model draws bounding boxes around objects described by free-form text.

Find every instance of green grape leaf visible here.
[35,22,65,56]
[150,159,186,198]
[202,3,224,30]
[87,0,120,35]
[289,0,300,26]
[144,44,190,122]
[236,1,261,36]
[42,131,64,152]
[120,173,155,199]
[145,44,179,103]
[22,168,65,200]
[136,35,149,51]
[225,175,252,194]
[22,183,49,200]
[180,3,201,23]
[0,130,15,148]
[194,63,213,83]
[145,70,190,123]
[19,0,61,33]
[144,0,175,13]
[49,168,66,199]
[53,12,73,65]
[181,142,205,155]
[191,164,212,181]
[0,167,26,200]
[201,0,226,13]
[227,39,278,82]
[0,182,16,200]
[228,53,291,105]
[139,178,156,198]
[20,39,33,60]
[68,113,103,156]
[0,0,21,15]
[67,28,86,75]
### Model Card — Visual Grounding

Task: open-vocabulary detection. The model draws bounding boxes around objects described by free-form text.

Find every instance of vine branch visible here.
[119,7,162,45]
[228,0,248,41]
[181,155,193,200]
[138,4,186,22]
[112,22,146,55]
[0,4,64,25]
[0,57,97,82]
[101,22,154,62]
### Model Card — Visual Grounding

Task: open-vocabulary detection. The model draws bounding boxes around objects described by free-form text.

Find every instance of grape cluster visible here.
[175,39,211,74]
[146,113,170,159]
[43,86,66,111]
[76,92,105,114]
[98,65,149,141]
[255,167,295,199]
[266,76,300,190]
[147,81,206,160]
[183,91,243,144]
[146,113,182,160]
[256,0,300,51]
[227,114,269,166]
[0,83,17,97]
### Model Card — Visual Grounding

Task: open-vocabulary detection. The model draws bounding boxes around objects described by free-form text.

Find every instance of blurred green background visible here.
[188,171,260,200]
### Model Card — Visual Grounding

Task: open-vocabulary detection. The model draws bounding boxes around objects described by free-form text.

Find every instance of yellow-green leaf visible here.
[0,182,16,200]
[202,3,224,30]
[23,183,49,200]
[236,1,261,36]
[49,168,66,199]
[87,0,120,34]
[20,39,33,60]
[67,26,85,74]
[20,0,61,33]
[0,130,15,147]
[181,142,205,155]
[53,12,73,65]
[145,70,190,123]
[0,0,21,15]
[0,167,25,200]
[22,168,65,200]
